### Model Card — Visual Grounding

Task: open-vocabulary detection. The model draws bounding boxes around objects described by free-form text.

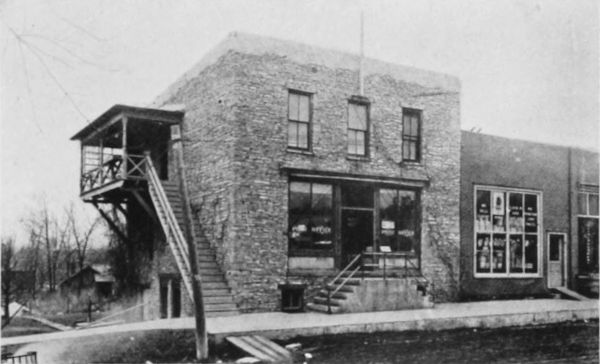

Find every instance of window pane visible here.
[347,130,357,154]
[476,233,491,273]
[408,142,417,161]
[288,121,298,147]
[589,194,599,216]
[549,234,561,261]
[403,114,411,136]
[298,122,308,149]
[298,94,310,122]
[476,189,491,231]
[289,182,310,213]
[509,235,523,273]
[289,182,333,251]
[411,116,419,137]
[578,217,599,273]
[578,193,588,215]
[355,131,365,155]
[312,184,332,211]
[342,184,373,208]
[349,103,367,130]
[288,93,299,120]
[508,193,523,233]
[492,234,506,273]
[524,235,537,273]
[524,194,537,213]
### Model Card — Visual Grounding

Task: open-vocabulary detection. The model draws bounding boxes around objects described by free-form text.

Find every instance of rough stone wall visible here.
[153,48,460,311]
[229,51,461,308]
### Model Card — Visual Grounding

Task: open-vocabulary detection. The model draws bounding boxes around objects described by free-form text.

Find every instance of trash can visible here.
[278,282,307,312]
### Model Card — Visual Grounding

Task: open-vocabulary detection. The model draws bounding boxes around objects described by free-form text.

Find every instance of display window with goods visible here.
[474,186,542,278]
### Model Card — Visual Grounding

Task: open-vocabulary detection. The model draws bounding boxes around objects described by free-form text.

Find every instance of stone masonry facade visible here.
[153,32,461,312]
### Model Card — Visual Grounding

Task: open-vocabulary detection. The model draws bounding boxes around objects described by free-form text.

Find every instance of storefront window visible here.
[577,192,599,274]
[289,181,333,251]
[379,189,417,252]
[475,186,541,277]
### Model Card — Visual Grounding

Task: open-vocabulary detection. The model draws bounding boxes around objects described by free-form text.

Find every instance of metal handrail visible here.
[324,250,432,313]
[327,253,361,288]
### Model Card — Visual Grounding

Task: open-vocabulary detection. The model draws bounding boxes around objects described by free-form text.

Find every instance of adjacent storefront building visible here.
[461,131,599,299]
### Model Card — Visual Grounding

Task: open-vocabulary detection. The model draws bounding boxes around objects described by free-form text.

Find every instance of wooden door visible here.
[547,233,566,288]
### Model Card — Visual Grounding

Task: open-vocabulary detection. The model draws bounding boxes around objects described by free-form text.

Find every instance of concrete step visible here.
[317,290,349,299]
[205,302,238,311]
[331,278,361,286]
[203,288,232,296]
[206,310,238,318]
[306,302,340,314]
[203,295,235,304]
[313,296,344,307]
[202,281,230,289]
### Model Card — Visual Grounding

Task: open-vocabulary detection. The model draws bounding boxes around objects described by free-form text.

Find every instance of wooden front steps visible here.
[226,335,292,363]
[162,181,239,317]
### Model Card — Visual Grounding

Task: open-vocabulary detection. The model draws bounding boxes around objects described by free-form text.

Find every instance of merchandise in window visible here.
[288,91,311,150]
[379,189,417,252]
[347,102,368,156]
[474,187,540,276]
[289,181,333,251]
[577,192,599,274]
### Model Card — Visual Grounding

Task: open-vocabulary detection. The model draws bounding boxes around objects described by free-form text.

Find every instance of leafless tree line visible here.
[2,200,105,319]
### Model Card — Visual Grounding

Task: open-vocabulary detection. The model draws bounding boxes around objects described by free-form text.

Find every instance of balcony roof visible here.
[71,104,183,141]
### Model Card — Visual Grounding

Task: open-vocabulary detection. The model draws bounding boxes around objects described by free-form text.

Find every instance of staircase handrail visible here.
[325,253,361,313]
[145,156,192,278]
[327,253,361,288]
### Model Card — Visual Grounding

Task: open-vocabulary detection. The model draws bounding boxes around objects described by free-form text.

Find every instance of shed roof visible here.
[71,104,183,141]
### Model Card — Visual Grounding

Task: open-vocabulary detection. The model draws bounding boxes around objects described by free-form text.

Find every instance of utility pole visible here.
[359,10,365,96]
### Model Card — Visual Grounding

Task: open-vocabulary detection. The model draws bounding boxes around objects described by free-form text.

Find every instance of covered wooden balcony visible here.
[71,104,183,202]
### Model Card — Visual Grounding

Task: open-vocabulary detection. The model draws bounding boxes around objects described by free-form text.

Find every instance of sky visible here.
[1,0,598,243]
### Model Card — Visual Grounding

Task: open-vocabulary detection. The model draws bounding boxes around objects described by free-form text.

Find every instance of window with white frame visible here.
[474,186,541,277]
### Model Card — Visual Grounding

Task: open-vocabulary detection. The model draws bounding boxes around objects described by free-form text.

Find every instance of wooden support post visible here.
[99,138,104,183]
[92,202,129,244]
[121,116,128,179]
[131,190,159,225]
[173,132,208,361]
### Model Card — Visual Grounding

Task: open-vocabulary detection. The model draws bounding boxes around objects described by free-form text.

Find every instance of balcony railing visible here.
[80,154,147,193]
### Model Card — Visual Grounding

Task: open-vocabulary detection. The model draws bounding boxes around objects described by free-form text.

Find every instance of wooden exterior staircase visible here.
[146,157,238,317]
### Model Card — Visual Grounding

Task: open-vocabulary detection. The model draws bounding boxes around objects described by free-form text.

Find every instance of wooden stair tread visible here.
[226,336,290,362]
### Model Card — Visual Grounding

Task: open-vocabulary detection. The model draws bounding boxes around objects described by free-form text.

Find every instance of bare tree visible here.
[67,204,101,272]
[2,237,18,322]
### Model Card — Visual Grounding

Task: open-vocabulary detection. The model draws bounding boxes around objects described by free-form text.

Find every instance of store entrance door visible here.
[341,209,373,267]
[547,233,567,288]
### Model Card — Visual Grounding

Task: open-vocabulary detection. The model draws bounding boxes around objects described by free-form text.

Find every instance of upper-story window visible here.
[347,102,369,156]
[288,91,311,150]
[402,109,421,162]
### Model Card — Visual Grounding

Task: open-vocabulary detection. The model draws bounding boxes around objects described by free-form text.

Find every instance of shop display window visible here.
[289,181,333,252]
[379,189,417,252]
[475,186,541,277]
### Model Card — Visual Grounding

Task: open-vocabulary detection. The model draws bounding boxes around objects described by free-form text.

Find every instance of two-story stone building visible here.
[72,32,461,318]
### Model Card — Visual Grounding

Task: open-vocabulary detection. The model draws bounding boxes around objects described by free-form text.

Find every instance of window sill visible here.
[400,160,422,167]
[346,155,370,162]
[473,273,542,279]
[289,250,334,257]
[287,148,314,156]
